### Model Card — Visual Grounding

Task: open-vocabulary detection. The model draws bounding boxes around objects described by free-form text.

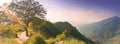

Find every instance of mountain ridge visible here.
[54,22,95,44]
[78,16,120,44]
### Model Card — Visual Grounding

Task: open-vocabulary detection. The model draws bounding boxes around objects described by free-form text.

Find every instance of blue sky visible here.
[43,0,120,14]
[36,0,120,26]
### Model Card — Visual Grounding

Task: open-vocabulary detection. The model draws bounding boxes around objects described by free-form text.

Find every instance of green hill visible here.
[54,22,95,44]
[30,17,95,44]
[0,17,95,44]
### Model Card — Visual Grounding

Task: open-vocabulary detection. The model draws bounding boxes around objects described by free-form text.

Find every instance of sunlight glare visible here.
[0,0,12,5]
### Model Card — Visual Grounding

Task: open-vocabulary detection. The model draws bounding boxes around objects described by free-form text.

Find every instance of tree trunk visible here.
[25,21,29,36]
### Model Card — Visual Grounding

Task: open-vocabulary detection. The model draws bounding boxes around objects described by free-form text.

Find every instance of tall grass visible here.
[0,38,17,44]
[25,33,46,44]
[63,38,86,44]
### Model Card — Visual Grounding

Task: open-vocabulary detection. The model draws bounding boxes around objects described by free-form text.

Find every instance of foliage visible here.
[0,24,24,38]
[0,21,95,44]
[41,21,61,37]
[55,31,66,41]
[0,38,17,44]
[25,34,46,44]
[7,0,46,19]
[0,0,95,44]
[46,31,66,44]
[0,10,11,25]
[46,31,86,44]
[63,38,86,44]
[54,22,95,44]
[5,0,47,36]
[31,17,46,32]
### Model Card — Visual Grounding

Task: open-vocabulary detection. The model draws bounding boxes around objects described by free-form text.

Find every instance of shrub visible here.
[63,38,86,44]
[25,34,46,44]
[0,38,17,44]
[0,24,24,38]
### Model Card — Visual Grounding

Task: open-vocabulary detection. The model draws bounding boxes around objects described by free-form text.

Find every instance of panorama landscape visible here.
[0,0,119,44]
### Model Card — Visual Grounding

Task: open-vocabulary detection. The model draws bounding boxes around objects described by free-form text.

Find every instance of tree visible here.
[0,10,11,25]
[5,0,46,36]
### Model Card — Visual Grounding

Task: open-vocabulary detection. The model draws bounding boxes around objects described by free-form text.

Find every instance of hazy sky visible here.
[2,0,119,26]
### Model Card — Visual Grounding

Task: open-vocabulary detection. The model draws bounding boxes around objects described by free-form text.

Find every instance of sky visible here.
[36,0,120,26]
[0,0,120,26]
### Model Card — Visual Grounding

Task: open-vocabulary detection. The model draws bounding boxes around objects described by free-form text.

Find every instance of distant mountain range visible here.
[78,16,120,44]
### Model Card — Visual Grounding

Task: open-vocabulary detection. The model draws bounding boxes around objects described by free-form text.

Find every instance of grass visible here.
[63,38,86,44]
[0,37,17,44]
[25,34,46,44]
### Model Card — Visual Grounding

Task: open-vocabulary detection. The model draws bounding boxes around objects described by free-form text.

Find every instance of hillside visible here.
[30,18,95,44]
[78,16,120,44]
[54,22,95,44]
[0,17,95,44]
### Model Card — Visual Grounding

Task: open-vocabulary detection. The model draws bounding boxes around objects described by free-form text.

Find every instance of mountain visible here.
[54,22,95,44]
[31,17,95,44]
[0,17,95,44]
[103,35,120,44]
[78,16,120,44]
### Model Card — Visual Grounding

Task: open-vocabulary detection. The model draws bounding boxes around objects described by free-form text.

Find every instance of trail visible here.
[16,31,29,44]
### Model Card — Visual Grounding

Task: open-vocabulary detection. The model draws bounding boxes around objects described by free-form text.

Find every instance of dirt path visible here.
[15,31,29,44]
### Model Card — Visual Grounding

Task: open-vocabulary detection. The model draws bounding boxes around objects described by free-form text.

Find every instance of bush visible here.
[0,38,17,44]
[0,24,24,38]
[25,34,46,44]
[45,31,66,44]
[63,38,86,44]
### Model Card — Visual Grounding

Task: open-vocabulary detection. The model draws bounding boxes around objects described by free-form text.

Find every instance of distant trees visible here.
[4,0,46,36]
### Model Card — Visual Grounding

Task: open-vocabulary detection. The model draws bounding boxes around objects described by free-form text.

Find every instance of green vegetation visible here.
[55,22,95,44]
[25,34,46,44]
[0,20,95,44]
[0,38,17,44]
[7,0,46,36]
[63,38,86,44]
[0,0,95,44]
[0,24,24,38]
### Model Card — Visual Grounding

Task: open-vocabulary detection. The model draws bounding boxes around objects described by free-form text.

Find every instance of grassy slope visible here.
[54,22,95,44]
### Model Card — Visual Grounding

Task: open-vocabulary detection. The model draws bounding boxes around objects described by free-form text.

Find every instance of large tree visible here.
[5,0,46,36]
[0,10,11,25]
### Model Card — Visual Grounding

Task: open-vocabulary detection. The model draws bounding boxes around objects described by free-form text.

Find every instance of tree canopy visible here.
[2,0,47,36]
